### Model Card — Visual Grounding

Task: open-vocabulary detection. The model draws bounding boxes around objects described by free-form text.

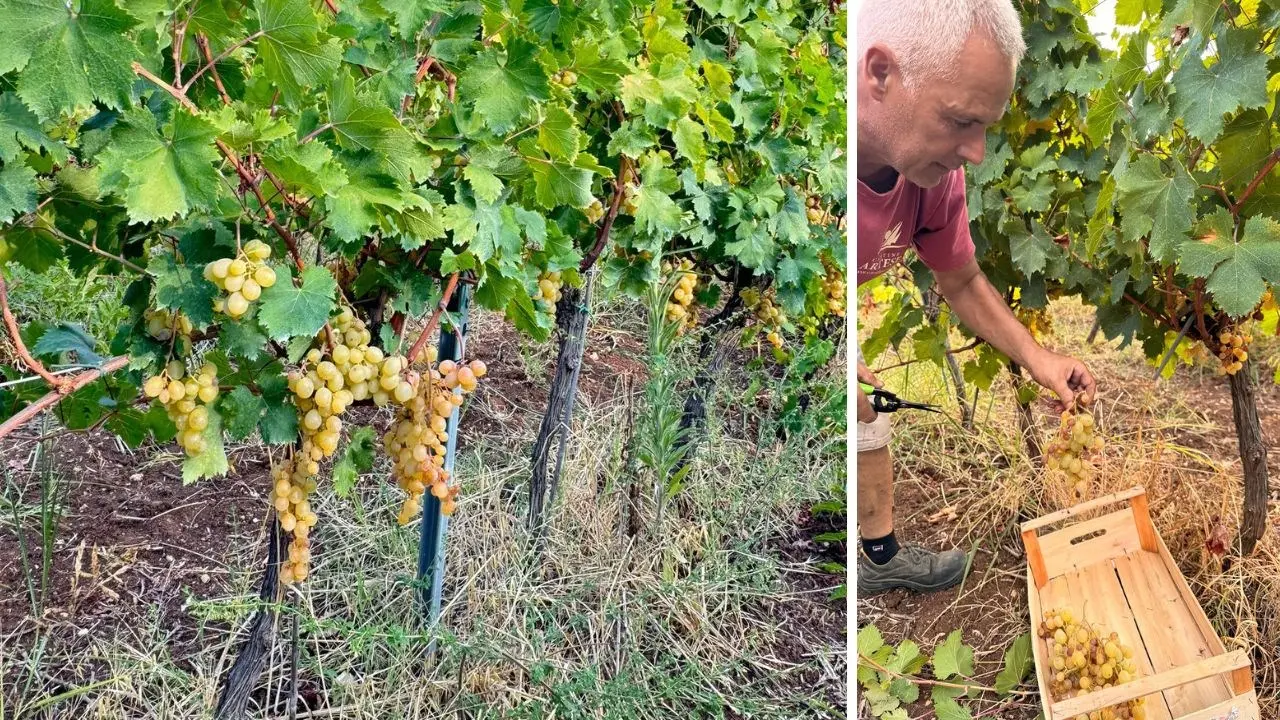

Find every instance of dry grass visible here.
[859,293,1280,716]
[1,308,847,719]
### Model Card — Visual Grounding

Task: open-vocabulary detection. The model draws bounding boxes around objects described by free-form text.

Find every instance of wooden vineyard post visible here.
[416,283,469,649]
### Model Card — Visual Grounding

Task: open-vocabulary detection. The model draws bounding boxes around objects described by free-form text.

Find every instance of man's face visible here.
[864,32,1015,188]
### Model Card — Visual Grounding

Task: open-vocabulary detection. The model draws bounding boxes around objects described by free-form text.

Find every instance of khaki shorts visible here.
[856,345,892,452]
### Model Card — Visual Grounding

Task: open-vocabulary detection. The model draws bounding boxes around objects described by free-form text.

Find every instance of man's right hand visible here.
[857,363,882,424]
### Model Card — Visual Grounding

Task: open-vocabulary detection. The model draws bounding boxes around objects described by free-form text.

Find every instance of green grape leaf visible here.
[327,69,402,152]
[378,0,445,39]
[148,254,217,329]
[1115,0,1160,24]
[529,156,595,209]
[1196,216,1280,317]
[726,219,775,270]
[0,0,141,120]
[932,630,975,681]
[1085,82,1123,148]
[257,266,338,340]
[333,426,377,497]
[458,39,550,133]
[1115,154,1196,263]
[537,105,582,160]
[1215,109,1271,195]
[98,109,221,224]
[219,385,266,441]
[219,317,270,361]
[259,402,298,444]
[1007,222,1054,276]
[464,164,504,203]
[993,633,1033,696]
[889,638,926,675]
[0,162,36,222]
[106,405,165,448]
[32,323,104,366]
[607,120,657,158]
[261,141,349,196]
[56,380,108,430]
[254,0,342,103]
[0,92,65,163]
[673,117,707,179]
[1086,174,1116,260]
[182,406,228,484]
[1171,29,1269,144]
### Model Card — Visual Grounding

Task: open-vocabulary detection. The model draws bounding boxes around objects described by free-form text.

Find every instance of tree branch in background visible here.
[580,156,634,272]
[0,356,130,441]
[1232,147,1280,215]
[406,273,462,364]
[194,33,233,106]
[0,276,65,392]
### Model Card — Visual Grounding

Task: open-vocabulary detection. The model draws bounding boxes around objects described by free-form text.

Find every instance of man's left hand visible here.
[1025,350,1097,412]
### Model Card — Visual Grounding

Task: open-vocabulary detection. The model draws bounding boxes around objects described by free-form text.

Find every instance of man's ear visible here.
[863,45,898,102]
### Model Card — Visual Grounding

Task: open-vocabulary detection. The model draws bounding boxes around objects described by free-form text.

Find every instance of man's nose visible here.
[958,134,986,166]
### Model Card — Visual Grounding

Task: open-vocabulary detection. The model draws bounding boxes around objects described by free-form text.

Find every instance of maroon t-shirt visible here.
[857,168,975,286]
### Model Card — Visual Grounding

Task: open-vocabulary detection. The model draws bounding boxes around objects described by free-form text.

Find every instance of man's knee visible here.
[857,412,892,454]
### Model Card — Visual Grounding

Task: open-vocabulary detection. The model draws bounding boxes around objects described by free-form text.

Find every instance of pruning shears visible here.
[858,383,942,414]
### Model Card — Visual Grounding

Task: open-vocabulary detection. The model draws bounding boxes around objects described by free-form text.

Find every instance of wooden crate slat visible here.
[1073,561,1174,720]
[1113,552,1233,715]
[1150,525,1230,657]
[1051,651,1250,718]
[1039,508,1141,581]
[1173,691,1260,720]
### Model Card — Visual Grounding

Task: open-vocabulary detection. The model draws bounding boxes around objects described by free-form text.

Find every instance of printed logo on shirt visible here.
[859,221,911,280]
[881,221,906,254]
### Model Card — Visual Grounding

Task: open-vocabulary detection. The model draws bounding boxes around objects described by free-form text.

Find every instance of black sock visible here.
[862,532,900,565]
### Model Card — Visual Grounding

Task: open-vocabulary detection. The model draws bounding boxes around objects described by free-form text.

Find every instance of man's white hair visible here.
[857,0,1026,87]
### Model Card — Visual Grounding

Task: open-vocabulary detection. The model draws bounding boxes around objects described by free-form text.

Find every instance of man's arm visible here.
[934,257,1096,408]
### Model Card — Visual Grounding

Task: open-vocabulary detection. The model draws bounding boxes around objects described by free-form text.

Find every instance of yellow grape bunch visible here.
[662,258,699,334]
[1216,329,1250,376]
[820,254,846,318]
[204,240,278,319]
[1016,306,1053,345]
[1038,608,1147,720]
[384,357,487,525]
[805,194,839,227]
[142,360,219,457]
[537,269,563,304]
[274,306,418,585]
[741,286,786,351]
[144,307,192,342]
[1045,396,1104,500]
[583,198,605,224]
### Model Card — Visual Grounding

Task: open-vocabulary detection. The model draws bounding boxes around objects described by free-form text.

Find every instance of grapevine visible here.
[1038,608,1147,720]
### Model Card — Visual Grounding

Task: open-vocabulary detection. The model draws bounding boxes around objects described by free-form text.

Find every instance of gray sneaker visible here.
[857,544,968,596]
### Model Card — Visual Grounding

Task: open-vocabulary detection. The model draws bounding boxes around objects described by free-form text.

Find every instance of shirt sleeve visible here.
[913,169,975,274]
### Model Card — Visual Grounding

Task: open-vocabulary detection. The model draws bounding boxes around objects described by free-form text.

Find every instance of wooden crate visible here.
[1020,486,1259,720]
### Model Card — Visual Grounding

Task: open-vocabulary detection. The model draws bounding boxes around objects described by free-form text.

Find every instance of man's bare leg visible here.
[856,430,966,595]
[857,446,894,538]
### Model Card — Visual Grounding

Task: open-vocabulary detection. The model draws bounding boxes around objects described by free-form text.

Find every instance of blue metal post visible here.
[417,284,469,640]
